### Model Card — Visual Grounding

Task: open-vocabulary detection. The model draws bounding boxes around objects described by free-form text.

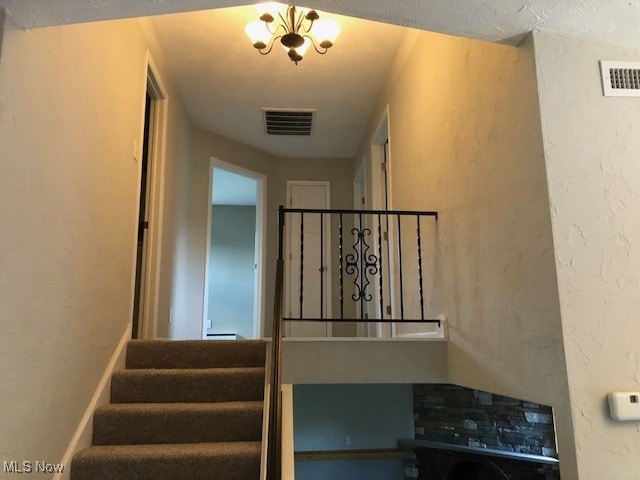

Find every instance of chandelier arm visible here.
[302,17,315,34]
[296,11,308,33]
[271,23,287,36]
[258,35,283,55]
[277,11,290,31]
[304,35,329,55]
[266,21,277,35]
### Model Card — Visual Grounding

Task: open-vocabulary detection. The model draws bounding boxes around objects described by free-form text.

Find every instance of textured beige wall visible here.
[354,31,577,478]
[534,31,640,480]
[0,18,191,469]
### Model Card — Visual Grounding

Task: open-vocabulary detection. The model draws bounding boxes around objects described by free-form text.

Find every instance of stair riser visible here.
[126,340,266,369]
[93,408,263,445]
[111,370,264,403]
[71,449,260,480]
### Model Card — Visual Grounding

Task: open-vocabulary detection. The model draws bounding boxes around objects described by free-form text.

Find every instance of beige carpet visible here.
[70,340,266,480]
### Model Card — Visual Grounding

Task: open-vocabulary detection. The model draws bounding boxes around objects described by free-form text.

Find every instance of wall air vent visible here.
[600,61,640,97]
[263,108,315,136]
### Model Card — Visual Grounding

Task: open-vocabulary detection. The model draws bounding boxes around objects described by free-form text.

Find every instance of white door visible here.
[286,182,331,338]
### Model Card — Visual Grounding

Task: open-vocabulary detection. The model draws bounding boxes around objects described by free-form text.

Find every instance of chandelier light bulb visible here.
[295,37,312,57]
[245,21,273,48]
[255,2,283,22]
[312,19,340,47]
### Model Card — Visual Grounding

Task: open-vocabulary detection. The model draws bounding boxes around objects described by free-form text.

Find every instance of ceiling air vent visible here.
[600,61,640,97]
[263,108,315,136]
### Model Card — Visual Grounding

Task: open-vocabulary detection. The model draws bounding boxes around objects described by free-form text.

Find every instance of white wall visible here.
[354,30,578,478]
[282,339,448,384]
[534,31,640,480]
[293,384,413,480]
[0,17,191,467]
[207,205,256,338]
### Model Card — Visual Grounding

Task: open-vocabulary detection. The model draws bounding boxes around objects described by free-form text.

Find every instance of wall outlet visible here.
[345,436,351,446]
[206,319,212,329]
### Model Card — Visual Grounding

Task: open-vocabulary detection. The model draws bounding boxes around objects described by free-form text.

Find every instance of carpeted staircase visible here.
[70,340,266,480]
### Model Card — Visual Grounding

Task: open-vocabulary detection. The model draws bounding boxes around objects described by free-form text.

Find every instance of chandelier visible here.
[245,3,340,65]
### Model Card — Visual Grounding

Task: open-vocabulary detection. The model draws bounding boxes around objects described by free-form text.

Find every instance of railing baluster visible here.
[320,213,324,321]
[299,212,304,319]
[339,213,344,320]
[417,215,425,321]
[359,212,364,320]
[377,213,384,321]
[397,214,404,320]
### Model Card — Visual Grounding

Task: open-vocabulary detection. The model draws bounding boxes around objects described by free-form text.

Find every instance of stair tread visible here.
[92,399,263,444]
[96,401,264,414]
[113,366,265,376]
[126,340,266,369]
[110,367,265,404]
[128,340,265,347]
[71,442,262,480]
[73,441,262,462]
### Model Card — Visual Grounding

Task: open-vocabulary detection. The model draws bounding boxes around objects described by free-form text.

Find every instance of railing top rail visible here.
[281,207,438,218]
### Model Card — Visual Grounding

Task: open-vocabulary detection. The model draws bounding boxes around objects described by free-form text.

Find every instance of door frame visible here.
[284,180,333,337]
[130,52,168,340]
[370,104,400,338]
[202,158,267,340]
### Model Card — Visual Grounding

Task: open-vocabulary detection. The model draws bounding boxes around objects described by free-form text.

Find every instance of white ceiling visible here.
[148,6,405,158]
[212,168,257,206]
[4,0,640,157]
[4,0,640,48]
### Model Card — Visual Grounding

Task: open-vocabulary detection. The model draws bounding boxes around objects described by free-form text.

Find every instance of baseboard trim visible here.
[54,324,132,480]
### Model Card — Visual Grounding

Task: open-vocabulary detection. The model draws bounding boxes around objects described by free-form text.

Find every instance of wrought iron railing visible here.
[280,206,440,327]
[265,205,439,480]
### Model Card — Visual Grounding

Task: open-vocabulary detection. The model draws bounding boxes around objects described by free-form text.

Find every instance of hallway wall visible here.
[534,31,640,479]
[354,31,577,478]
[294,384,412,480]
[172,126,355,339]
[0,17,192,466]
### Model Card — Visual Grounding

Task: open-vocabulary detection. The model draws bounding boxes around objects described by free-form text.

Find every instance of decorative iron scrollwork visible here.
[345,227,379,302]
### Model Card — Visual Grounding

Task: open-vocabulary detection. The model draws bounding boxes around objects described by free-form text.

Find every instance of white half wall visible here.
[534,30,640,480]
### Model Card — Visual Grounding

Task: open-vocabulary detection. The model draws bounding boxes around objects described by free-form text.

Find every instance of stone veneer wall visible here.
[413,384,558,456]
[404,384,560,480]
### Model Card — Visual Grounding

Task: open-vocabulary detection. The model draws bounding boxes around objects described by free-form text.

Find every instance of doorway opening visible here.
[203,160,266,340]
[132,57,167,340]
[131,93,152,339]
